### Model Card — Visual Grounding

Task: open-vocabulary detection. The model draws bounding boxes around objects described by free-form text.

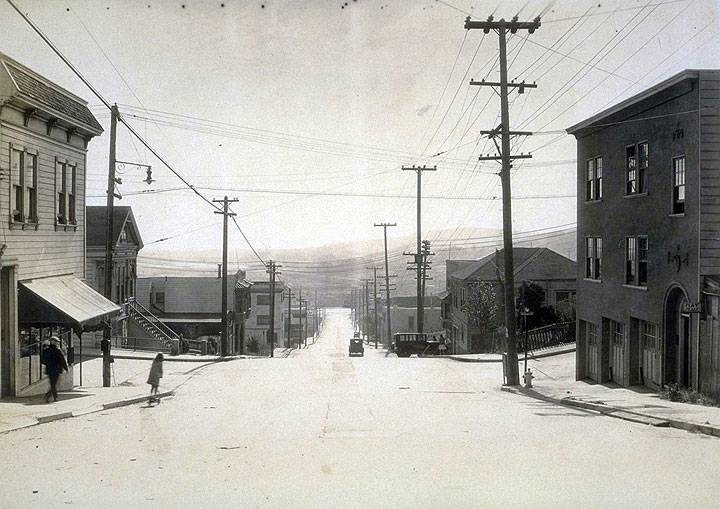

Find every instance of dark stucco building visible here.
[567,69,720,396]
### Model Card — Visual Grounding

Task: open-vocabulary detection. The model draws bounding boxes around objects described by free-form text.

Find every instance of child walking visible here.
[147,353,164,404]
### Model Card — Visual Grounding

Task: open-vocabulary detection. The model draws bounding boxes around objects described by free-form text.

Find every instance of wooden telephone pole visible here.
[286,288,293,348]
[366,267,380,348]
[265,261,281,357]
[102,104,119,387]
[465,14,540,386]
[374,222,396,348]
[401,165,435,333]
[213,196,239,357]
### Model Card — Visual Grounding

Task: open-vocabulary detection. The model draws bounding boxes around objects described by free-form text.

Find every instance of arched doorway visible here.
[664,286,691,386]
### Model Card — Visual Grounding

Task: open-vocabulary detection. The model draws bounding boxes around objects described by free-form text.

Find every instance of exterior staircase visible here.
[125,297,177,349]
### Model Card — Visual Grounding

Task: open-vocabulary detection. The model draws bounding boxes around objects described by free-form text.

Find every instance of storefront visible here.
[14,275,120,397]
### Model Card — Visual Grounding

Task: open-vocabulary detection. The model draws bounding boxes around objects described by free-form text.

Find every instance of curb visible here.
[102,390,174,410]
[0,391,176,435]
[502,385,720,438]
[440,346,576,363]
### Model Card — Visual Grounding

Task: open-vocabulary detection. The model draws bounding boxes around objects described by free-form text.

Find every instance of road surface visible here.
[1,309,719,508]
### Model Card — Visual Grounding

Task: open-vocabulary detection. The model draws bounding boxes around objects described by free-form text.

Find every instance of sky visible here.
[1,0,719,268]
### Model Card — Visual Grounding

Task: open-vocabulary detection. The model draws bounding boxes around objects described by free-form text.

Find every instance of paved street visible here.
[2,309,720,508]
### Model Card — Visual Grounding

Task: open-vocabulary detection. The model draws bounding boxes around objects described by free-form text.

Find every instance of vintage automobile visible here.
[392,332,443,357]
[349,336,364,357]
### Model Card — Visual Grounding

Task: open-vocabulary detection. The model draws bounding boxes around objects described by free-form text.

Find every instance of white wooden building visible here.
[0,52,119,397]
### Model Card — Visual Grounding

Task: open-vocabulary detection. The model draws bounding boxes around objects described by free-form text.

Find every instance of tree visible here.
[462,281,500,335]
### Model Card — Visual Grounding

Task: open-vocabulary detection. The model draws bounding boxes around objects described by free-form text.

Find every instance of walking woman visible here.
[147,353,164,404]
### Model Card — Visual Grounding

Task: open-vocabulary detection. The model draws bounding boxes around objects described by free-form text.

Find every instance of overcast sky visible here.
[2,0,719,261]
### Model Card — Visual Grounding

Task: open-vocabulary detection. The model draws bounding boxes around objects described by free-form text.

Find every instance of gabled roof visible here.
[449,247,576,282]
[566,69,711,135]
[86,206,144,250]
[0,52,103,136]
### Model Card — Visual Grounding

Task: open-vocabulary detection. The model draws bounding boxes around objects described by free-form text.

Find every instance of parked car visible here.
[393,332,441,357]
[349,337,364,357]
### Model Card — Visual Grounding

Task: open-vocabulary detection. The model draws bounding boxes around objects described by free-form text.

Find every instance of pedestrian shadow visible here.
[4,391,94,406]
[511,390,606,419]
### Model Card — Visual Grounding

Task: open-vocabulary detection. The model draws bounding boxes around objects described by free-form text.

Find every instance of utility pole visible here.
[366,267,379,349]
[361,278,372,343]
[102,104,119,387]
[286,288,293,348]
[213,196,239,357]
[301,298,308,347]
[420,240,434,310]
[314,289,318,341]
[375,222,396,348]
[298,289,303,349]
[465,14,540,385]
[401,165,436,333]
[265,260,281,358]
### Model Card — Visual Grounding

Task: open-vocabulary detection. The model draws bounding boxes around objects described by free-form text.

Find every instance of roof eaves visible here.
[566,69,700,134]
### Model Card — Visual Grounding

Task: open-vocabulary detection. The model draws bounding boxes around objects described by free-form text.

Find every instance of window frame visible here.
[585,236,602,281]
[585,156,603,201]
[626,141,649,196]
[9,144,39,226]
[55,158,78,230]
[624,235,648,287]
[672,155,686,215]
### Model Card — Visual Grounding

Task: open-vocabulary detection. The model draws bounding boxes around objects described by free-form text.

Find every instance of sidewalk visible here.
[439,343,576,362]
[507,352,720,438]
[0,356,220,435]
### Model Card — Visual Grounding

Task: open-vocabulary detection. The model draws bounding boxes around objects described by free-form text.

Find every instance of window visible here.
[640,321,658,350]
[625,237,636,285]
[154,291,165,305]
[555,290,576,304]
[626,142,648,195]
[257,294,270,306]
[638,236,648,286]
[673,156,685,214]
[625,235,648,287]
[585,237,602,280]
[257,315,270,326]
[585,321,597,346]
[586,156,602,200]
[408,315,415,331]
[610,319,625,345]
[56,161,77,225]
[10,148,38,223]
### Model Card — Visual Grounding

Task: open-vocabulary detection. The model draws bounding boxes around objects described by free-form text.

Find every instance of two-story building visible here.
[85,205,143,345]
[133,270,252,353]
[0,53,118,397]
[445,248,576,354]
[568,69,720,396]
[245,280,286,354]
[86,205,143,304]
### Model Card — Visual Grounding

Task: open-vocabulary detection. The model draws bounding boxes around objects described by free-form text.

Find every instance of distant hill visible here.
[137,226,576,306]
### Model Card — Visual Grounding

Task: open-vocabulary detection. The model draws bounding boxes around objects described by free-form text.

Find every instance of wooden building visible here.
[567,69,720,395]
[445,248,576,354]
[0,52,118,397]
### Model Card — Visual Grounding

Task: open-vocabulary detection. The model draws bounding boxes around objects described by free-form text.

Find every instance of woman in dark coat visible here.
[42,337,68,403]
[147,353,164,404]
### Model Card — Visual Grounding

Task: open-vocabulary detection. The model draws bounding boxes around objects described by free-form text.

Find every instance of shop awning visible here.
[19,275,121,331]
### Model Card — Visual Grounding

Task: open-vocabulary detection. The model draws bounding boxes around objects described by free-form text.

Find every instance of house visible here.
[0,52,118,397]
[85,206,143,303]
[446,248,576,354]
[567,69,720,395]
[85,206,143,345]
[245,280,286,354]
[132,270,252,354]
[284,305,316,347]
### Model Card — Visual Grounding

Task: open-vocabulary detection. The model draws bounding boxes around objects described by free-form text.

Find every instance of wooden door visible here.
[586,342,598,380]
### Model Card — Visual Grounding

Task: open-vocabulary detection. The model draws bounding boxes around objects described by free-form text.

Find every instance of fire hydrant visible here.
[523,368,534,388]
